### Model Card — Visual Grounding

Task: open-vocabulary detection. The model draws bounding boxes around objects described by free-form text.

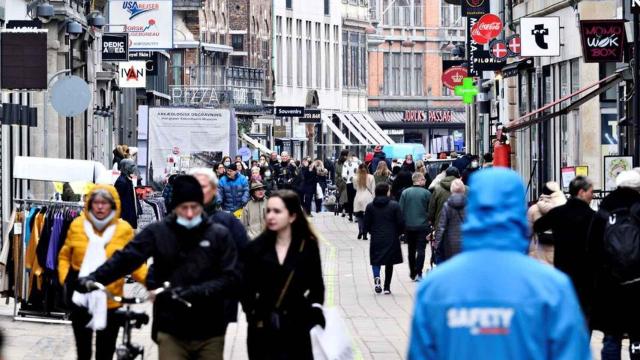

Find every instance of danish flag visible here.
[508,36,521,55]
[491,42,508,59]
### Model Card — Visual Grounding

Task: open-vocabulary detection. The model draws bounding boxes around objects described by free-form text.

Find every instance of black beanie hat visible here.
[446,166,460,178]
[170,175,204,210]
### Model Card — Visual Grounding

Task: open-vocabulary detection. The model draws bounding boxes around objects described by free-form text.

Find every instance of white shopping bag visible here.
[316,183,324,199]
[310,307,354,360]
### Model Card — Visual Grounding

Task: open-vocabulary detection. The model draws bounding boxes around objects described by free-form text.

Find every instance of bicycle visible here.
[87,281,192,360]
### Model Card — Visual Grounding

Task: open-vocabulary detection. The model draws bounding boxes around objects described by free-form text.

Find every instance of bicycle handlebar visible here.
[88,281,192,308]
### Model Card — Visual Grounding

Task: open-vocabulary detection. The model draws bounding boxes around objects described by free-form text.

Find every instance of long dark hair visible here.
[264,190,317,243]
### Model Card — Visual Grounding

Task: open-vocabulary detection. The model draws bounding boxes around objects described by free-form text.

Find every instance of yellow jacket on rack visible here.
[58,184,147,309]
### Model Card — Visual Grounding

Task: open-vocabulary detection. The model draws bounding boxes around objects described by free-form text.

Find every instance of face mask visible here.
[265,171,272,177]
[87,210,116,231]
[471,161,479,168]
[223,161,231,166]
[176,214,202,229]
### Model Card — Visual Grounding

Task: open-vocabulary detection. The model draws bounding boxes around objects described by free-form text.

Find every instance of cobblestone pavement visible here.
[0,212,629,359]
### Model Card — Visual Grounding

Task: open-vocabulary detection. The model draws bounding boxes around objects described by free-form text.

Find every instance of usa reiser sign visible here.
[108,0,173,50]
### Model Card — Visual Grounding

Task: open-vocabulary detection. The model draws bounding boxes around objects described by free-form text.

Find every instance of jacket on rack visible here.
[58,185,147,309]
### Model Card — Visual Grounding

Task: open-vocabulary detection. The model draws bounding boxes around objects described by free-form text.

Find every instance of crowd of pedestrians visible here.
[51,145,640,359]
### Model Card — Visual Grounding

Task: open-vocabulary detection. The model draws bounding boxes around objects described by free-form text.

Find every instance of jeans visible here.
[354,211,365,237]
[71,307,122,360]
[157,332,224,360]
[372,265,394,290]
[602,334,640,360]
[406,229,429,278]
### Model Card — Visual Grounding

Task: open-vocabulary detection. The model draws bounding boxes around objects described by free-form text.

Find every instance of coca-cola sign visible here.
[442,66,468,90]
[580,20,626,63]
[471,14,503,45]
[403,110,455,123]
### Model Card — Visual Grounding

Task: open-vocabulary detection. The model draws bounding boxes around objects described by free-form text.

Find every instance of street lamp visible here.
[87,12,106,29]
[35,3,54,23]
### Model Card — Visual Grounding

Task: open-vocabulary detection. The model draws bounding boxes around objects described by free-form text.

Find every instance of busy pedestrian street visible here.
[0,211,633,359]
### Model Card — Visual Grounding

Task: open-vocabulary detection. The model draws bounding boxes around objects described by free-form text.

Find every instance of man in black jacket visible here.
[80,175,239,360]
[190,167,249,327]
[533,175,594,315]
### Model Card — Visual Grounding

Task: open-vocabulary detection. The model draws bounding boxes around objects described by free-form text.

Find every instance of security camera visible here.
[36,3,54,23]
[88,13,106,29]
[66,20,83,40]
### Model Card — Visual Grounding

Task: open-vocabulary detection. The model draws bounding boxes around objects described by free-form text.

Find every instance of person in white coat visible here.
[342,154,361,222]
[354,163,375,240]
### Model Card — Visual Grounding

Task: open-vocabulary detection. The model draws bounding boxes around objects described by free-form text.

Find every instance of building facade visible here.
[499,0,627,197]
[367,0,466,155]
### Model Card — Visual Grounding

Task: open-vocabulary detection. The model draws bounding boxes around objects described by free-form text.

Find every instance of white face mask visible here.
[223,161,231,166]
[265,171,272,177]
[176,214,202,229]
[471,161,479,168]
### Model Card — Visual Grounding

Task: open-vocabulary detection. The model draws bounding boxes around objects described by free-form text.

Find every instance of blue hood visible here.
[462,168,528,253]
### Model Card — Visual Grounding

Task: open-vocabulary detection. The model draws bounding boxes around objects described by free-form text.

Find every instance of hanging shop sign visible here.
[580,20,626,63]
[454,78,479,104]
[633,0,640,14]
[507,35,521,55]
[300,109,322,123]
[108,0,173,50]
[467,16,506,76]
[489,35,521,60]
[274,106,304,117]
[6,20,42,29]
[470,13,503,45]
[442,66,468,90]
[102,33,129,61]
[403,110,456,123]
[462,0,489,17]
[520,17,560,57]
[129,51,158,75]
[443,60,465,71]
[118,61,146,88]
[0,31,47,90]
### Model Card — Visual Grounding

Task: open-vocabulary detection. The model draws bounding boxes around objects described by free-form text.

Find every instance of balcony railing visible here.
[168,65,267,108]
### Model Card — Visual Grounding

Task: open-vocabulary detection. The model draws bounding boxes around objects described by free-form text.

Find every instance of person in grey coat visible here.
[434,179,466,263]
[364,183,404,295]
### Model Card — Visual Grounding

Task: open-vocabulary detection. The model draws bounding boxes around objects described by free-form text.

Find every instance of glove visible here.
[310,306,325,329]
[75,276,97,294]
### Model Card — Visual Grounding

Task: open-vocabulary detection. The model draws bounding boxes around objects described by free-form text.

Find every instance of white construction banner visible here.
[148,107,231,182]
[108,0,173,50]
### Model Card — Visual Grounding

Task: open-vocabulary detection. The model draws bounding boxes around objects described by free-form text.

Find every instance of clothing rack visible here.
[11,199,84,324]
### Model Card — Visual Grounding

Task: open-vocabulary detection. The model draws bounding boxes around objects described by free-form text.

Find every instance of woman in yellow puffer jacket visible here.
[58,184,147,360]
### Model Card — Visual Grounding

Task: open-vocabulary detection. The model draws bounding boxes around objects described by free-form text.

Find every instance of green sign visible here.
[454,77,478,104]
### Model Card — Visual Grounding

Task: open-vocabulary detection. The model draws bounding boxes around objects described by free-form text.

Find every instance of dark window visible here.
[286,0,292,9]
[324,0,330,15]
[232,34,244,51]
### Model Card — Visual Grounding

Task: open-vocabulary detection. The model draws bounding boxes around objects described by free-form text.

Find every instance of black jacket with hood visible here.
[365,196,404,266]
[90,214,239,340]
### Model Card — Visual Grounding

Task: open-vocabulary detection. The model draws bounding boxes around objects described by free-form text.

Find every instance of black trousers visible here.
[406,229,429,278]
[71,307,122,360]
[346,184,356,218]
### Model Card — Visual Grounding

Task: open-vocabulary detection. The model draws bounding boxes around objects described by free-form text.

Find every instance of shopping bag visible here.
[316,183,324,199]
[310,307,354,360]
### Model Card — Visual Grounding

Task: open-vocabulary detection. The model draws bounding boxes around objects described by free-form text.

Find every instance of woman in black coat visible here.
[588,184,640,346]
[364,183,404,294]
[242,190,325,360]
[299,159,318,215]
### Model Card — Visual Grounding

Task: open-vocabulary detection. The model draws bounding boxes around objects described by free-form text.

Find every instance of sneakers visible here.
[357,232,362,240]
[384,289,391,295]
[374,277,382,294]
[415,274,423,282]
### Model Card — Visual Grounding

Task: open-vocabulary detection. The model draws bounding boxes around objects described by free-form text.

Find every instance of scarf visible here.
[87,211,116,232]
[71,220,116,330]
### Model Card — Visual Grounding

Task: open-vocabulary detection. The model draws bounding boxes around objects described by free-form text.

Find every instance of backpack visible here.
[601,204,640,285]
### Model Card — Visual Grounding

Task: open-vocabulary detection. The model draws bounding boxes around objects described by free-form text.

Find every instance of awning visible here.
[202,43,233,53]
[503,70,627,132]
[173,41,233,53]
[502,58,534,78]
[322,114,353,146]
[335,113,370,145]
[350,113,389,145]
[241,133,272,154]
[357,113,395,144]
[342,113,378,144]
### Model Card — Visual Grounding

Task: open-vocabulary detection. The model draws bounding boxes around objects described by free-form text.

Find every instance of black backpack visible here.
[601,204,640,285]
